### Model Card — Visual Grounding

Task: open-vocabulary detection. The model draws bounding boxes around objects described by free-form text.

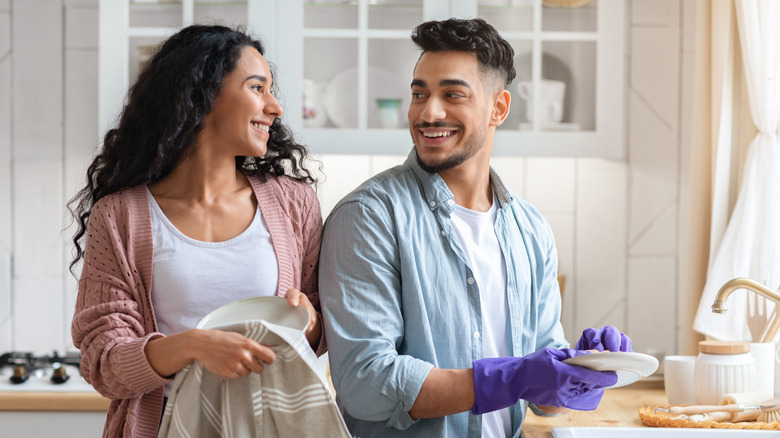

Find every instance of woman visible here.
[69,25,324,437]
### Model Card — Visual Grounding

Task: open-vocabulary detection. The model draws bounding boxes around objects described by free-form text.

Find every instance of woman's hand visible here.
[192,329,275,379]
[285,288,322,349]
[145,329,276,379]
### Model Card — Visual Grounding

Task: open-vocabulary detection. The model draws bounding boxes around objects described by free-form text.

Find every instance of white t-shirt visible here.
[147,188,279,340]
[450,194,510,438]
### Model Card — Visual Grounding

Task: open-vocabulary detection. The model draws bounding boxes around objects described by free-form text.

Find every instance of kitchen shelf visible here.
[0,392,110,412]
[100,0,625,158]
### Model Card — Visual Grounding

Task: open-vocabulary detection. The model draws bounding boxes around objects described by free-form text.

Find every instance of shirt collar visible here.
[405,148,514,212]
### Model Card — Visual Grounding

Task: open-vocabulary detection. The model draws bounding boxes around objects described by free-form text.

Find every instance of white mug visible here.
[664,355,696,405]
[516,79,566,124]
[750,342,775,396]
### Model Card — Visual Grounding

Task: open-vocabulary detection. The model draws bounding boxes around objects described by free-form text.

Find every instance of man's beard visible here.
[414,129,486,174]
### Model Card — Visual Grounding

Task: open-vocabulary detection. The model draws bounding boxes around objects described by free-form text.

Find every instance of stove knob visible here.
[51,365,70,384]
[10,365,29,384]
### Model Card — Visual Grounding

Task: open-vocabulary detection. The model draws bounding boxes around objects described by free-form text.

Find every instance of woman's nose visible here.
[266,93,283,118]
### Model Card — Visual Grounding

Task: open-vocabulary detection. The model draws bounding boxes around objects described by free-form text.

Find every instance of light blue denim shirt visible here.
[319,150,568,438]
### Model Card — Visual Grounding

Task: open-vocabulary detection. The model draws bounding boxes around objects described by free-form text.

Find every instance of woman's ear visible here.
[490,89,511,127]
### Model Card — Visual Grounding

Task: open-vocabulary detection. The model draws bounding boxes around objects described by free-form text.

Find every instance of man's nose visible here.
[420,97,446,122]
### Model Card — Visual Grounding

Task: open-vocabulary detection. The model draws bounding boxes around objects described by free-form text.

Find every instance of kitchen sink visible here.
[551,427,780,437]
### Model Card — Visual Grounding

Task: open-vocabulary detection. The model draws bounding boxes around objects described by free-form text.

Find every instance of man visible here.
[319,18,632,438]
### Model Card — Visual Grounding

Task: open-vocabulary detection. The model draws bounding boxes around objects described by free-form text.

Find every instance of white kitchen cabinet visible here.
[99,0,624,157]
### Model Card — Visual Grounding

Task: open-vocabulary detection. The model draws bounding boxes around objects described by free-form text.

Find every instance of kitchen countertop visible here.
[521,380,667,437]
[0,391,110,411]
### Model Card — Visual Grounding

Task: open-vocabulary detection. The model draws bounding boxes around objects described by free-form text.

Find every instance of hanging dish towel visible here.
[158,320,350,438]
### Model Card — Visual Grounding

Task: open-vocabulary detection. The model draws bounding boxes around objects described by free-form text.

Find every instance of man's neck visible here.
[439,160,493,212]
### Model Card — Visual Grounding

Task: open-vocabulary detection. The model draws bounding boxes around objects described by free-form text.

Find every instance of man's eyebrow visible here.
[440,79,471,88]
[245,74,268,83]
[410,78,472,89]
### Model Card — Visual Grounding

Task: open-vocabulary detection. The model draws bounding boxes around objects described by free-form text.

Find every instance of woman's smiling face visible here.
[201,46,283,158]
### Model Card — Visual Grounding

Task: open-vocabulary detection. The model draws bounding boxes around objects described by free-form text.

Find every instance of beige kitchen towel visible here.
[157,320,350,438]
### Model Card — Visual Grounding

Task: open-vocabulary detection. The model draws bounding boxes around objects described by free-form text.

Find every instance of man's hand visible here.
[471,348,617,415]
[575,326,632,352]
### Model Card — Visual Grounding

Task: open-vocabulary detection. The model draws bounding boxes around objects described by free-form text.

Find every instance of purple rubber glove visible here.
[575,326,632,352]
[471,348,618,415]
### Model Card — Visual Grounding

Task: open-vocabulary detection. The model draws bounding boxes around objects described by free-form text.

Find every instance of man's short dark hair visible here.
[411,18,516,88]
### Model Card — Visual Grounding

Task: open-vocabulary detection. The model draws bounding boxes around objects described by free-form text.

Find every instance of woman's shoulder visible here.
[91,186,148,221]
[248,174,318,205]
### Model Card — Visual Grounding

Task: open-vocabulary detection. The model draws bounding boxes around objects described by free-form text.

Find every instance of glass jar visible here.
[694,341,756,405]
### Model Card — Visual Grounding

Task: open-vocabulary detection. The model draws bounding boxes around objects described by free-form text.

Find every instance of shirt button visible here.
[429,200,436,207]
[441,230,446,236]
[447,199,454,206]
[467,277,475,285]
[473,331,480,339]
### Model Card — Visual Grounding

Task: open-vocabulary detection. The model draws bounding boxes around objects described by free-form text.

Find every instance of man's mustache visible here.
[413,122,460,129]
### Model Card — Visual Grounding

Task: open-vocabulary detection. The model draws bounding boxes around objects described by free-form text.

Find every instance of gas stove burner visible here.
[0,351,83,384]
[10,365,29,384]
[0,351,94,392]
[51,364,70,384]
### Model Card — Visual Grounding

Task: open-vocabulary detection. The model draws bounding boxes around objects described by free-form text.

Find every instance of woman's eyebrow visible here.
[245,74,268,83]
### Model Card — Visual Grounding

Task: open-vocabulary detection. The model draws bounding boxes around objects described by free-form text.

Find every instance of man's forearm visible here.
[408,368,475,419]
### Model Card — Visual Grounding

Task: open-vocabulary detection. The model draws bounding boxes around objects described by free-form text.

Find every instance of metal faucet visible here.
[711,277,780,314]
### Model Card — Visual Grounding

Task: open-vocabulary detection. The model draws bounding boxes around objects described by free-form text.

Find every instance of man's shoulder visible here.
[338,163,417,207]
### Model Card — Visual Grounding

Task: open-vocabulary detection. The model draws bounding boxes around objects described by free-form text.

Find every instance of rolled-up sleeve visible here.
[320,199,433,430]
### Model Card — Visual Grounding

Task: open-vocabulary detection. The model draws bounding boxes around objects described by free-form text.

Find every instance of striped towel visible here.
[158,321,350,438]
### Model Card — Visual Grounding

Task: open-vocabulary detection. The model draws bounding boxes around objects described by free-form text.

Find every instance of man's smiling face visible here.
[408,50,497,174]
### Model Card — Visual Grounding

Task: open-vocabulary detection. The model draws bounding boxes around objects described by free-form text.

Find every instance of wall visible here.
[0,0,694,359]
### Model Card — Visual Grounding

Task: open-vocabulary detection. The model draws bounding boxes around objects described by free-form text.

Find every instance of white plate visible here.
[196,296,309,331]
[322,66,409,129]
[562,352,659,389]
[302,79,328,128]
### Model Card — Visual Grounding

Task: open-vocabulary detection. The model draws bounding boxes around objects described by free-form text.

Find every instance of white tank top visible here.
[147,188,279,338]
[450,194,510,438]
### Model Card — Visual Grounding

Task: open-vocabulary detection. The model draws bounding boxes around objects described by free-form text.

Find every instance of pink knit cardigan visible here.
[71,174,324,438]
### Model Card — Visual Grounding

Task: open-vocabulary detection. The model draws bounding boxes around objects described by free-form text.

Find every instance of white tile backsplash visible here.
[627,257,677,355]
[65,6,98,49]
[12,160,64,277]
[63,271,79,351]
[630,203,678,256]
[631,0,680,26]
[0,57,10,250]
[575,159,628,332]
[369,154,406,176]
[489,157,525,198]
[630,26,680,131]
[545,213,575,338]
[12,1,63,159]
[316,154,372,219]
[525,158,575,214]
[0,248,9,322]
[0,12,9,58]
[0,318,10,355]
[65,49,100,159]
[64,0,99,6]
[14,277,65,354]
[628,90,679,243]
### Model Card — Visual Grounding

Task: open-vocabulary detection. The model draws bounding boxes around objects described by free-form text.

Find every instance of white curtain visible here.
[693,0,780,341]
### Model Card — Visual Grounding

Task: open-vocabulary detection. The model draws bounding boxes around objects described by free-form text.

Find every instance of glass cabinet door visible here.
[474,0,597,133]
[100,0,624,157]
[302,0,423,132]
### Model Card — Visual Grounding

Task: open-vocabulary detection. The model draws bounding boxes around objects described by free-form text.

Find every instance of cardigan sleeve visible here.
[298,183,327,356]
[71,195,170,400]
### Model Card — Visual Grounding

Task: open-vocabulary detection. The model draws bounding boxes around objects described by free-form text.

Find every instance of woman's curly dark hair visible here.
[411,18,516,88]
[68,24,317,272]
